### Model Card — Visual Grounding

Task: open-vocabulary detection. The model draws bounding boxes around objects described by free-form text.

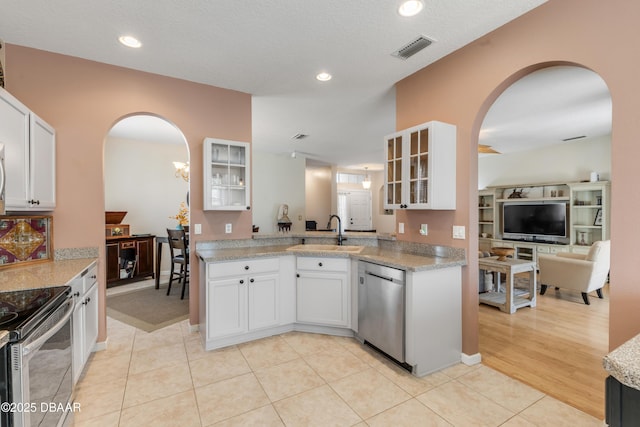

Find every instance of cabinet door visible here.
[207,277,247,339]
[248,273,279,330]
[203,138,251,211]
[72,298,84,384]
[384,133,404,209]
[0,88,30,209]
[83,284,99,363]
[408,126,429,206]
[136,237,154,277]
[296,271,349,327]
[106,242,119,283]
[29,113,56,209]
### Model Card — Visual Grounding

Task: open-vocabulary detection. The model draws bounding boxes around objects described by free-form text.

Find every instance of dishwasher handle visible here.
[365,270,398,283]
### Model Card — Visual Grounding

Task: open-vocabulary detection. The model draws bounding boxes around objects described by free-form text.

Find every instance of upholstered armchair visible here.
[538,240,610,304]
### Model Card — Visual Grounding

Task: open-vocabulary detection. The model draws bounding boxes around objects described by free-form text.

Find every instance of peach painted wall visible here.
[5,45,252,341]
[396,0,640,354]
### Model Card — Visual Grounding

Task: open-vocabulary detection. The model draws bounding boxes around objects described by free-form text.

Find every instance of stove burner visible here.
[0,312,18,326]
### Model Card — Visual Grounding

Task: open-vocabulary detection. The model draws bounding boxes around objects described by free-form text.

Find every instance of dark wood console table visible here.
[106,235,156,288]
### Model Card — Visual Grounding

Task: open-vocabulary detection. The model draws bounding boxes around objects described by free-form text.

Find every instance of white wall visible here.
[478,136,611,188]
[370,170,396,234]
[104,137,188,271]
[305,165,332,228]
[252,151,306,233]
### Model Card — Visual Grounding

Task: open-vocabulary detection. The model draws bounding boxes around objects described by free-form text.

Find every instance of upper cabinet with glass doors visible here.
[384,121,456,210]
[203,138,251,211]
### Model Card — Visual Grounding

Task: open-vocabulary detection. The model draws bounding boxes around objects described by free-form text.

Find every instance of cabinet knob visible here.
[239,279,244,284]
[90,275,97,279]
[318,262,323,267]
[246,206,251,210]
[74,292,80,297]
[250,278,254,283]
[296,273,300,278]
[244,265,250,270]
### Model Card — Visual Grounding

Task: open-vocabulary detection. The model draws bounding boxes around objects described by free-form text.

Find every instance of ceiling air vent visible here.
[391,35,434,60]
[291,133,309,140]
[562,135,587,142]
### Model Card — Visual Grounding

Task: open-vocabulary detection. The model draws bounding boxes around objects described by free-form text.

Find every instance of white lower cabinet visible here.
[296,257,350,328]
[200,256,295,349]
[72,261,99,384]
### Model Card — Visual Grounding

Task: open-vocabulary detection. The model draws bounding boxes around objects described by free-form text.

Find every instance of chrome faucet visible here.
[328,214,345,245]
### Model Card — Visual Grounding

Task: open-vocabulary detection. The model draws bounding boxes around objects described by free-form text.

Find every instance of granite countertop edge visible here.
[603,333,640,390]
[196,245,466,272]
[0,257,98,293]
[0,330,8,350]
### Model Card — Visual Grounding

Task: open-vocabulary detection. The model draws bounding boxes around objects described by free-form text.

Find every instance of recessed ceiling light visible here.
[316,72,332,82]
[398,0,424,17]
[118,35,142,48]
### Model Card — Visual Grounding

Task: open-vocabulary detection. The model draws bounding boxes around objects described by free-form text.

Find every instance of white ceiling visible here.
[0,0,570,167]
[480,66,612,155]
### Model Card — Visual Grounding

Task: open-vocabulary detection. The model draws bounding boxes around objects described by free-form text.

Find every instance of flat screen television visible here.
[502,202,568,243]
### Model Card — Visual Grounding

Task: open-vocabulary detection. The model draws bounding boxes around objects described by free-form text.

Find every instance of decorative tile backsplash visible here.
[0,216,52,267]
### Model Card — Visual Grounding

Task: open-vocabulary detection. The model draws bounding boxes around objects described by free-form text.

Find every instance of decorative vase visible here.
[176,224,183,230]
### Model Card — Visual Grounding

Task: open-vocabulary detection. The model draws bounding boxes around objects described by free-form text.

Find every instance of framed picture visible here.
[594,209,603,226]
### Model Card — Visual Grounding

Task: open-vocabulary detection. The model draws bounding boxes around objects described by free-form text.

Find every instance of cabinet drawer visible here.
[82,263,98,294]
[209,257,279,279]
[120,241,135,250]
[297,257,349,272]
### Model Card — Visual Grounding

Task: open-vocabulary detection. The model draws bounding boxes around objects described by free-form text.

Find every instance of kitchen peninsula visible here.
[197,233,466,377]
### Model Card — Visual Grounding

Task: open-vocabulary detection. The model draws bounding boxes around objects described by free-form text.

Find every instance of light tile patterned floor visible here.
[72,318,604,426]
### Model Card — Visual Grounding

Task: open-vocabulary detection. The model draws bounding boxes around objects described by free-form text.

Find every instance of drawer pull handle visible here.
[244,265,250,270]
[318,262,323,267]
[239,279,244,284]
[250,278,255,283]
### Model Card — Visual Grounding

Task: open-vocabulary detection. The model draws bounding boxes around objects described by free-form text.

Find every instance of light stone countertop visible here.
[197,244,466,272]
[0,330,8,349]
[0,258,98,292]
[603,334,640,390]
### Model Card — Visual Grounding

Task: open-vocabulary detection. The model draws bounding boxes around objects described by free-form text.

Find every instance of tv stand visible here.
[479,180,610,263]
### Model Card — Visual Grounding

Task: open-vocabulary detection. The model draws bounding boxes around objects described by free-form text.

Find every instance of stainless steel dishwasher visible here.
[357,261,406,363]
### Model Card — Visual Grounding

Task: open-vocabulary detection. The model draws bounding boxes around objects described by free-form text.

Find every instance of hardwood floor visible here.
[479,281,609,420]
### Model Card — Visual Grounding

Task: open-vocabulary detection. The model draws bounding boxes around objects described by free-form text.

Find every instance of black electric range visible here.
[0,286,71,342]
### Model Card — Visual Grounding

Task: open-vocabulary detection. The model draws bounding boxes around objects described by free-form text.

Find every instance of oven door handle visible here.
[22,298,74,358]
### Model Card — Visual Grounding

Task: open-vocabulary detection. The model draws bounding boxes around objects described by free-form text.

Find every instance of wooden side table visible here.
[478,257,536,314]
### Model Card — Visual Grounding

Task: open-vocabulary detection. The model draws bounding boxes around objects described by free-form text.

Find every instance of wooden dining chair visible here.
[166,228,189,299]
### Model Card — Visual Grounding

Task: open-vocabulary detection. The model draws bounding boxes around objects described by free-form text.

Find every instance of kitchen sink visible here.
[286,244,364,253]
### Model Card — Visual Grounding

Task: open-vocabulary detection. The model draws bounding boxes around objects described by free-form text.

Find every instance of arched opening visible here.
[475,64,612,418]
[102,113,191,327]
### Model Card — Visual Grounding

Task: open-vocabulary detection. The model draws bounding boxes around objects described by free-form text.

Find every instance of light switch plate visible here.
[194,224,202,235]
[453,225,466,239]
[398,223,405,234]
[420,224,428,235]
[225,223,232,233]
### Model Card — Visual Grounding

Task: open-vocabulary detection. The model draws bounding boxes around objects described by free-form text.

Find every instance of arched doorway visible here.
[475,64,612,419]
[103,114,191,327]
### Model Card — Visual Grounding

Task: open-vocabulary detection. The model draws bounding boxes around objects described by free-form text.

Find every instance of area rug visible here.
[107,285,189,332]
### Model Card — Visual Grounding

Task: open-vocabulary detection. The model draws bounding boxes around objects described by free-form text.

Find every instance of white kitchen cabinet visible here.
[405,265,462,376]
[72,261,99,384]
[384,120,456,210]
[296,257,350,327]
[203,137,250,211]
[202,257,281,342]
[0,87,56,211]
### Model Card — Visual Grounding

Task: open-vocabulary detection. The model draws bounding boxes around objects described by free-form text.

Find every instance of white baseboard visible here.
[189,323,199,333]
[93,339,107,352]
[461,352,482,366]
